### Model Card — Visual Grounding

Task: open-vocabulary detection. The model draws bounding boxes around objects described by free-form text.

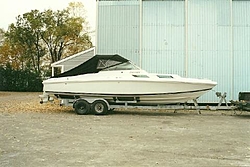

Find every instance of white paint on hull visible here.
[43,70,216,104]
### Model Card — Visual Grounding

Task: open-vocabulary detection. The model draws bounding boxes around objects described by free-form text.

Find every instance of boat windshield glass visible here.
[97,59,122,70]
[102,62,140,71]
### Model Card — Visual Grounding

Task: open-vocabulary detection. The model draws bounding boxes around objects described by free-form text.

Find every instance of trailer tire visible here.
[74,100,90,115]
[92,100,108,115]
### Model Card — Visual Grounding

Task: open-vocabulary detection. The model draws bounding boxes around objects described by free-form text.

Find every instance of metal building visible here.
[96,0,250,103]
[51,48,95,76]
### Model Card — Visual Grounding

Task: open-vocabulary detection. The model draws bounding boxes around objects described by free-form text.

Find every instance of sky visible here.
[0,0,96,41]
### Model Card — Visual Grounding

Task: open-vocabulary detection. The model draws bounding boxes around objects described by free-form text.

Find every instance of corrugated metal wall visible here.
[97,0,250,102]
[187,0,232,102]
[97,1,140,64]
[233,1,250,100]
[142,0,185,75]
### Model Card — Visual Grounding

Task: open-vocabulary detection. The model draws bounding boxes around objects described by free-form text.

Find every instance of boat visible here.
[40,54,217,105]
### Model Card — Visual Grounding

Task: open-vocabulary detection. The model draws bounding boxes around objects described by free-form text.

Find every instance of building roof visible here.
[51,47,95,67]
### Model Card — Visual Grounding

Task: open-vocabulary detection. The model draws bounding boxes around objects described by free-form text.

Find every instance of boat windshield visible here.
[102,62,140,71]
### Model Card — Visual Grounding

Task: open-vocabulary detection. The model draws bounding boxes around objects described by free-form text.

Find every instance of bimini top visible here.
[53,54,129,78]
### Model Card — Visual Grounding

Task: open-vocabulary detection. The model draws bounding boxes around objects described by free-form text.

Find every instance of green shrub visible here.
[0,65,42,92]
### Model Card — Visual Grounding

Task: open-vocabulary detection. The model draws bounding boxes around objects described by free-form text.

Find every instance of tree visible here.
[66,2,93,56]
[40,8,92,64]
[0,28,4,45]
[0,28,25,69]
[39,2,93,64]
[0,40,25,69]
[67,2,87,18]
[3,2,92,77]
[6,10,45,73]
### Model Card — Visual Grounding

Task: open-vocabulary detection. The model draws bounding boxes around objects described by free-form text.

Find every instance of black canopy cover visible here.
[53,54,129,78]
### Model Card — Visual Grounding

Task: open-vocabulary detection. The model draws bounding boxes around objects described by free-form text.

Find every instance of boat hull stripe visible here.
[45,88,212,97]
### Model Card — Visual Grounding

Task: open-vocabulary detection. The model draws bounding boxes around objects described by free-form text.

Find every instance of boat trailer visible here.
[39,91,246,115]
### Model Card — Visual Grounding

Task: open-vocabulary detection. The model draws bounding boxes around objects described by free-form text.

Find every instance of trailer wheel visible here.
[92,100,108,115]
[74,100,90,115]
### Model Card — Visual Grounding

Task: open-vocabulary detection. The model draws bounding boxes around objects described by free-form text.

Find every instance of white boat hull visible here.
[43,76,216,104]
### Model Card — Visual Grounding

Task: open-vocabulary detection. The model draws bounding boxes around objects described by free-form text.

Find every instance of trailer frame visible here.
[39,91,236,115]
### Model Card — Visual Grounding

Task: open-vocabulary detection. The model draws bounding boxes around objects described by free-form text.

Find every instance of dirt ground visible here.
[0,92,250,167]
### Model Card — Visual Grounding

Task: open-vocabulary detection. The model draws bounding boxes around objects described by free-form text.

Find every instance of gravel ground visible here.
[0,92,250,167]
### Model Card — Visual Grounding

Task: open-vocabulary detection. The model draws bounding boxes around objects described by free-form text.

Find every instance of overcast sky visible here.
[0,0,96,31]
